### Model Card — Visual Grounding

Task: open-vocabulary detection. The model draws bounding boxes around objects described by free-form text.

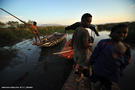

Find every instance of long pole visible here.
[0,8,25,23]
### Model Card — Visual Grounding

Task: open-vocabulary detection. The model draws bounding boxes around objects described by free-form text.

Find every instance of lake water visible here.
[0,31,135,90]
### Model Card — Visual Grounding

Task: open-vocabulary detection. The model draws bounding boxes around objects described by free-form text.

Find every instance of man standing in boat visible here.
[21,21,42,45]
[0,8,41,45]
[71,13,95,81]
[65,14,100,37]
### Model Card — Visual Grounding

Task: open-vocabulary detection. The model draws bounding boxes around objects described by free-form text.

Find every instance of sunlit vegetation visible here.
[0,21,135,46]
[38,26,65,35]
[0,21,67,46]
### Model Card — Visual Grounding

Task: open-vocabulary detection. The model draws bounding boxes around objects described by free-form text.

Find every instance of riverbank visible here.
[0,26,67,47]
[0,28,33,47]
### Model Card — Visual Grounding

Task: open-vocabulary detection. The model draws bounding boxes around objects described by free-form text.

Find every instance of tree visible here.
[0,21,5,25]
[27,20,34,24]
[7,21,19,28]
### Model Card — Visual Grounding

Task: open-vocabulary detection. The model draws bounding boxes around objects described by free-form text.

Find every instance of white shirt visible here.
[85,28,93,36]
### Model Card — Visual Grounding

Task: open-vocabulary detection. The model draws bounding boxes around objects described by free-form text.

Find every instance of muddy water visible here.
[0,34,73,90]
[0,31,135,90]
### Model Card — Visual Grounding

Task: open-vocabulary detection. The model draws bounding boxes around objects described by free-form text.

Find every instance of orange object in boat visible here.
[60,39,74,59]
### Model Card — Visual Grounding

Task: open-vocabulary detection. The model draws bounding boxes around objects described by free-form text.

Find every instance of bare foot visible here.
[32,42,37,45]
[76,73,84,82]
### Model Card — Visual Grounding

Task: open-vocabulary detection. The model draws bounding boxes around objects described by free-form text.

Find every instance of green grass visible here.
[0,22,134,47]
[0,28,33,46]
[0,26,67,46]
[38,26,66,35]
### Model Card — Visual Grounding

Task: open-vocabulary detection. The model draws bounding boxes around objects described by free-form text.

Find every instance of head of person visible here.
[33,21,37,26]
[110,24,128,41]
[81,13,92,28]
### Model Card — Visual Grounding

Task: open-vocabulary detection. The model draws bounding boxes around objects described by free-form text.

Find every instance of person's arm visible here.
[20,20,32,26]
[65,22,81,31]
[116,47,131,77]
[115,44,131,73]
[83,38,89,49]
[71,29,77,48]
[81,30,90,49]
[123,46,131,65]
[90,25,100,36]
[89,40,104,65]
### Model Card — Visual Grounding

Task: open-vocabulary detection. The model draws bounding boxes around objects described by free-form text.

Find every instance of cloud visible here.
[130,4,135,8]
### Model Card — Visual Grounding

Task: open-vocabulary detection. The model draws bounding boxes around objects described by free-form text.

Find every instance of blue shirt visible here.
[90,39,131,83]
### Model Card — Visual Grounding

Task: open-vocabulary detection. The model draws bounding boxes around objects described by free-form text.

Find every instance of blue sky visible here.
[0,0,135,25]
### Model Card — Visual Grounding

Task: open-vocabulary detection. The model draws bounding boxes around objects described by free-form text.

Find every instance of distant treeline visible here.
[0,21,67,46]
[97,21,135,31]
[97,21,135,43]
[0,21,135,46]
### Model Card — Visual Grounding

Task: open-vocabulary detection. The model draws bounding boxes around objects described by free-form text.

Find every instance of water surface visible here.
[0,31,135,90]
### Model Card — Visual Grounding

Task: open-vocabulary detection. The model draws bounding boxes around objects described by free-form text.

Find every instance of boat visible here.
[53,39,74,59]
[60,39,74,59]
[33,32,66,47]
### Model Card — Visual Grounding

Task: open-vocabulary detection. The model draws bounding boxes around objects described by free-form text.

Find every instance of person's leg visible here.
[34,34,38,44]
[74,49,79,72]
[103,81,112,90]
[37,33,41,43]
[75,62,79,73]
[91,80,102,90]
[76,51,88,82]
[102,80,120,90]
[111,82,120,90]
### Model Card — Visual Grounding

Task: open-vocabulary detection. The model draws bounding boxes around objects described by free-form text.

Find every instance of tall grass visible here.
[0,26,66,46]
[38,26,65,35]
[1,22,134,46]
[0,28,33,46]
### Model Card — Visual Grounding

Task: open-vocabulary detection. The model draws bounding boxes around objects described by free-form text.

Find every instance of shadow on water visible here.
[0,34,73,90]
[0,32,135,90]
[0,48,17,70]
[39,39,66,62]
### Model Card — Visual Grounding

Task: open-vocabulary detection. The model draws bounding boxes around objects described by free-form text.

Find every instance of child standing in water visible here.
[89,24,131,90]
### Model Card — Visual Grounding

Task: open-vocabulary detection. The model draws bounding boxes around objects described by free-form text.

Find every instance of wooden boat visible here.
[54,39,74,59]
[33,32,66,47]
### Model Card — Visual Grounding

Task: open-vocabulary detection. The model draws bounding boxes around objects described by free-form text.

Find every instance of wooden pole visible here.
[0,8,25,23]
[53,50,73,55]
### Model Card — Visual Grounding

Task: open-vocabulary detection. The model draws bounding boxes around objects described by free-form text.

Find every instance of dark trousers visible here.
[90,76,120,90]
